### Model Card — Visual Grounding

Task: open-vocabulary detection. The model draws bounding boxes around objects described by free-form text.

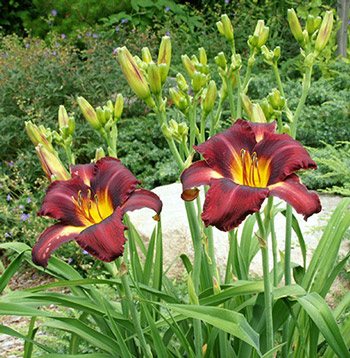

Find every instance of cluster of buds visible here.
[248,20,269,51]
[201,80,217,117]
[25,121,69,181]
[261,45,281,66]
[77,94,123,134]
[161,120,188,144]
[217,14,234,46]
[117,36,171,109]
[287,8,334,53]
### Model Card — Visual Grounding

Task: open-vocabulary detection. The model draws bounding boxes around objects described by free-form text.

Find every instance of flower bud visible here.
[169,88,188,111]
[178,122,188,137]
[58,105,69,129]
[254,20,269,48]
[95,147,105,161]
[117,47,152,101]
[315,11,333,52]
[231,54,242,71]
[141,47,152,64]
[25,121,55,152]
[260,98,274,120]
[68,116,75,135]
[161,123,173,140]
[158,63,168,86]
[217,14,234,42]
[77,97,102,130]
[248,35,259,48]
[251,103,267,123]
[241,94,252,119]
[148,62,162,95]
[36,144,70,182]
[176,73,189,93]
[192,71,204,93]
[103,107,112,122]
[191,55,199,64]
[114,93,124,119]
[158,35,171,71]
[287,9,304,44]
[96,107,106,126]
[261,45,274,65]
[202,80,217,113]
[199,47,207,65]
[267,88,285,110]
[273,46,281,61]
[215,52,227,70]
[181,55,195,79]
[306,14,320,35]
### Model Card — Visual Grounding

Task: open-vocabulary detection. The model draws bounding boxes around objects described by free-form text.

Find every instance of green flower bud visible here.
[315,11,333,52]
[306,15,317,35]
[161,123,173,140]
[192,71,204,93]
[282,124,291,135]
[58,105,69,129]
[158,35,171,71]
[248,35,259,48]
[231,54,242,71]
[260,98,274,120]
[181,54,196,79]
[178,122,188,137]
[218,14,234,42]
[215,52,227,70]
[25,121,55,152]
[169,88,189,111]
[199,47,207,65]
[95,147,105,161]
[96,107,106,125]
[67,116,75,135]
[169,119,178,132]
[133,55,147,71]
[261,45,274,65]
[254,20,269,48]
[287,9,304,44]
[78,96,102,130]
[142,47,152,64]
[267,88,285,110]
[176,73,189,93]
[148,62,162,95]
[251,103,267,123]
[117,47,152,101]
[106,100,113,112]
[36,144,70,182]
[103,107,112,122]
[202,80,217,113]
[158,63,168,85]
[191,55,199,64]
[273,46,281,61]
[114,93,124,119]
[241,94,252,119]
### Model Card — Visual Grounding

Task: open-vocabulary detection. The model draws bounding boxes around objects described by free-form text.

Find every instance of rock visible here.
[128,183,346,278]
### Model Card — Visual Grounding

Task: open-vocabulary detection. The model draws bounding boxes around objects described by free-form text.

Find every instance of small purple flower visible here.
[92,33,99,38]
[25,43,29,48]
[27,197,31,204]
[9,161,14,166]
[4,232,10,238]
[7,194,11,202]
[202,31,206,34]
[121,18,128,24]
[52,51,58,56]
[51,9,57,16]
[3,54,8,58]
[19,204,24,210]
[87,32,92,37]
[165,6,170,12]
[115,26,120,32]
[68,257,73,264]
[56,42,60,47]
[113,48,118,54]
[225,0,229,3]
[82,249,89,255]
[48,21,52,25]
[20,213,30,221]
[166,30,171,37]
[61,34,66,39]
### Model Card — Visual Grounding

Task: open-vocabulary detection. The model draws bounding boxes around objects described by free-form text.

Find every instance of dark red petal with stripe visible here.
[201,178,269,231]
[32,223,83,268]
[254,131,317,185]
[90,157,141,209]
[76,207,128,262]
[194,119,257,179]
[38,177,89,226]
[249,121,277,142]
[122,188,162,218]
[71,162,95,185]
[268,174,321,220]
[181,160,223,201]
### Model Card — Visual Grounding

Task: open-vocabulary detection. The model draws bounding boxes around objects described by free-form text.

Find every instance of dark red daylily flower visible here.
[32,157,162,268]
[181,119,321,231]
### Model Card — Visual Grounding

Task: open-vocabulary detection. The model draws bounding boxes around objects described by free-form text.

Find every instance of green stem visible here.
[119,260,151,358]
[200,112,208,143]
[63,144,74,166]
[272,63,285,98]
[235,72,243,118]
[291,65,313,138]
[256,212,274,352]
[267,197,278,286]
[226,74,235,118]
[213,97,224,135]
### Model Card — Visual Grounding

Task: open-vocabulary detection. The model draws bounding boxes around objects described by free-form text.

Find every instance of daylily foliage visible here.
[181,119,321,231]
[32,157,162,268]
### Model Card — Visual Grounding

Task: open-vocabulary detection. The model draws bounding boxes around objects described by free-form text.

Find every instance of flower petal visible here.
[90,157,141,210]
[249,121,276,142]
[71,162,95,186]
[181,160,223,201]
[76,207,127,262]
[32,223,84,268]
[38,177,89,226]
[194,119,257,179]
[201,178,269,231]
[268,174,321,220]
[254,131,317,185]
[122,189,163,220]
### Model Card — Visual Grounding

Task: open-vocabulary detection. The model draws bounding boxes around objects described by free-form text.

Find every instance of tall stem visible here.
[226,74,235,118]
[256,212,274,352]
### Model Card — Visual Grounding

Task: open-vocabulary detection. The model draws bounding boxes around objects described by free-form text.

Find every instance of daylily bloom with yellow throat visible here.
[32,157,162,268]
[181,119,321,231]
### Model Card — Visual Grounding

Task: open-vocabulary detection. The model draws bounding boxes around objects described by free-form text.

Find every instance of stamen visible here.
[240,149,247,185]
[94,194,104,221]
